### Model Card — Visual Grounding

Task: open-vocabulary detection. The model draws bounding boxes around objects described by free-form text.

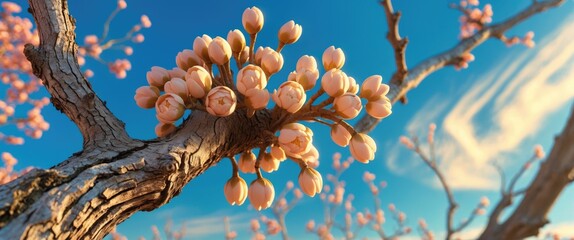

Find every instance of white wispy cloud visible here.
[386,17,574,190]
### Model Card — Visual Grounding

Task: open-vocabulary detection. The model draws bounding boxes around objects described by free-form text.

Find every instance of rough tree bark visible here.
[0,0,568,239]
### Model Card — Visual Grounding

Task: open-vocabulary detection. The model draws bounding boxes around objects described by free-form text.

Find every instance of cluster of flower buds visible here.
[0,152,33,185]
[134,6,393,210]
[455,0,493,39]
[77,0,151,79]
[454,52,475,70]
[503,31,535,48]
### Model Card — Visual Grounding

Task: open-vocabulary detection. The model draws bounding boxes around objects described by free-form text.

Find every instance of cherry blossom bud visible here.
[242,7,264,35]
[117,0,127,9]
[333,93,362,119]
[176,49,204,71]
[248,177,275,211]
[296,70,319,91]
[298,167,323,197]
[260,152,280,173]
[193,34,213,62]
[306,220,315,231]
[360,75,389,101]
[270,145,286,161]
[185,66,212,99]
[480,196,490,207]
[301,145,319,168]
[141,15,152,28]
[227,29,246,54]
[134,86,160,109]
[287,71,297,82]
[534,144,545,159]
[236,64,267,95]
[366,97,392,119]
[164,78,189,103]
[322,46,345,70]
[155,122,176,137]
[260,48,284,75]
[155,93,185,124]
[278,123,313,158]
[168,67,187,79]
[244,88,270,110]
[205,86,237,117]
[399,136,415,149]
[350,133,377,163]
[278,20,302,45]
[123,46,133,56]
[239,46,250,64]
[347,76,359,94]
[146,66,170,90]
[272,81,306,113]
[132,34,144,43]
[2,2,21,13]
[224,175,248,206]
[321,69,349,97]
[239,151,256,173]
[296,55,317,72]
[208,37,232,65]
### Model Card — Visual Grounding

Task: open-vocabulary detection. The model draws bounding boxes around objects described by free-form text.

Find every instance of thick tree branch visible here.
[356,0,565,133]
[379,0,408,104]
[479,104,574,239]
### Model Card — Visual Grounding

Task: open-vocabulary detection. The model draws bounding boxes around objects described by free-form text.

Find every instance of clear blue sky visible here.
[3,0,574,239]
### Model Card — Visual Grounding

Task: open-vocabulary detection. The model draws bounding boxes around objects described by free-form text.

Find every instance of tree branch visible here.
[379,0,408,104]
[356,0,565,133]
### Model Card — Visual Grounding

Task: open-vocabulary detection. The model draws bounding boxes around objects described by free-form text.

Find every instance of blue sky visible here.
[3,0,574,239]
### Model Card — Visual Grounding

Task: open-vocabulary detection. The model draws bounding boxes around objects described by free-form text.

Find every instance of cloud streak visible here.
[387,18,574,189]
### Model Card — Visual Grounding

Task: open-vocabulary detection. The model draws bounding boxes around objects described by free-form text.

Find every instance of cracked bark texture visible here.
[0,0,274,239]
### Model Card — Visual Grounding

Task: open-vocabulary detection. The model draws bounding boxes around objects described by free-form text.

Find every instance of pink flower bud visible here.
[237,65,267,95]
[363,171,376,183]
[301,145,319,168]
[140,15,151,28]
[244,88,270,110]
[272,81,306,113]
[193,35,213,63]
[239,151,256,173]
[1,2,21,13]
[227,29,246,54]
[480,196,490,207]
[248,177,275,211]
[347,76,359,94]
[146,66,170,90]
[534,144,545,159]
[270,145,286,161]
[278,20,302,45]
[278,123,313,158]
[205,86,237,117]
[185,66,212,99]
[260,48,284,75]
[296,70,319,91]
[330,124,352,147]
[123,46,133,56]
[117,0,127,9]
[84,35,98,45]
[322,46,345,71]
[298,167,323,197]
[350,133,377,163]
[321,69,349,97]
[164,78,189,103]
[168,67,187,79]
[239,46,250,64]
[260,152,280,173]
[134,86,160,109]
[224,176,248,206]
[176,49,204,71]
[155,122,176,137]
[155,93,186,124]
[399,136,415,149]
[242,7,264,35]
[360,75,389,101]
[208,37,232,65]
[366,96,392,119]
[333,93,362,119]
[306,220,315,231]
[132,34,144,43]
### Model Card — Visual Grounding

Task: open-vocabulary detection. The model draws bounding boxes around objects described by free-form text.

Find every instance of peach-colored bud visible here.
[350,133,377,163]
[287,71,297,82]
[248,177,275,211]
[168,67,187,79]
[236,64,267,95]
[227,29,246,54]
[84,35,98,45]
[331,124,352,147]
[239,151,256,173]
[286,181,294,189]
[205,86,237,117]
[155,93,186,124]
[208,37,232,65]
[132,34,144,43]
[321,69,349,97]
[2,2,21,13]
[399,136,415,149]
[134,86,160,109]
[306,220,315,231]
[244,88,270,110]
[296,55,317,72]
[363,171,376,183]
[193,35,213,63]
[259,48,283,75]
[333,93,362,119]
[301,145,319,168]
[534,144,545,159]
[123,46,133,56]
[298,167,323,197]
[322,46,345,71]
[155,122,176,137]
[347,76,359,94]
[366,97,392,119]
[185,66,212,99]
[480,196,490,207]
[146,66,170,90]
[260,152,280,173]
[360,75,389,101]
[278,20,302,45]
[242,7,264,35]
[176,49,204,71]
[117,0,127,9]
[278,123,313,158]
[272,81,306,113]
[270,145,286,161]
[296,70,319,91]
[140,15,151,28]
[224,176,248,206]
[164,78,189,103]
[475,208,486,215]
